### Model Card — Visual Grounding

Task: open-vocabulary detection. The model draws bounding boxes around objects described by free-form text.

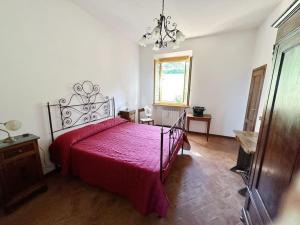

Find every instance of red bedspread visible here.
[49,117,187,217]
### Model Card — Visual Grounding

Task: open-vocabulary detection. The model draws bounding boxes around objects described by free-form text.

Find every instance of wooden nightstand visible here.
[0,134,47,213]
[118,110,136,123]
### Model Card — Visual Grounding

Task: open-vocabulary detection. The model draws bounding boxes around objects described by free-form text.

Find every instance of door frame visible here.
[243,65,267,131]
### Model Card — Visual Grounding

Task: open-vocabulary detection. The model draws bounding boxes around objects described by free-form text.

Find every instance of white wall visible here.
[251,0,295,131]
[0,0,139,173]
[139,29,257,137]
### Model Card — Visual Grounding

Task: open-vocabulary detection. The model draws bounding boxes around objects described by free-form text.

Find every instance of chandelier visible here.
[139,0,185,51]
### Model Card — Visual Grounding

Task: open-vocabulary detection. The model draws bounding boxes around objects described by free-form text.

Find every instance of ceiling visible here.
[71,0,283,41]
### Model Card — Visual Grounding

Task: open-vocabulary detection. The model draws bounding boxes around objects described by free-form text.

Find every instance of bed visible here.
[47,81,189,217]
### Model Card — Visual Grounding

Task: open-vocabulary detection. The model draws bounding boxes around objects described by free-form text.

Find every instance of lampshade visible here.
[4,120,22,131]
[176,30,185,42]
[138,36,147,47]
[153,42,160,51]
[151,26,160,39]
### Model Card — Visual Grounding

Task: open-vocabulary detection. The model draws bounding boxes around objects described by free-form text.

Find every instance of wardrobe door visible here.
[247,29,300,225]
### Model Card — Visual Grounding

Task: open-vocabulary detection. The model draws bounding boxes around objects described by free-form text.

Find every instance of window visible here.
[154,56,192,107]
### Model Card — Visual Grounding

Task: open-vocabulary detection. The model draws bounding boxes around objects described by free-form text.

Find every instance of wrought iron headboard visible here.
[47,81,115,141]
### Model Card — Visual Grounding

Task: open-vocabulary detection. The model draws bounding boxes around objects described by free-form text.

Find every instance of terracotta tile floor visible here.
[0,133,244,225]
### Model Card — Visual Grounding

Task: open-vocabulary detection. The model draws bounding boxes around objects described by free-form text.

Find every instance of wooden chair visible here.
[138,108,154,125]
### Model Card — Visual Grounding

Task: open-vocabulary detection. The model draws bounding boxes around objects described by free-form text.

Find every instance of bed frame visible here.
[47,81,186,182]
[160,111,186,182]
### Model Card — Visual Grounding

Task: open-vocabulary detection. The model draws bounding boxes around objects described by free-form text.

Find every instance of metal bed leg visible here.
[47,102,55,142]
[55,164,61,172]
[181,143,184,155]
[160,127,164,182]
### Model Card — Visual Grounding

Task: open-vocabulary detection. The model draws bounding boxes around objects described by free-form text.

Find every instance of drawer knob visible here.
[18,149,23,153]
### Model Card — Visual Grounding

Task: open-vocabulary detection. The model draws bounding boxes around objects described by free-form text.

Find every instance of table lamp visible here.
[0,120,22,143]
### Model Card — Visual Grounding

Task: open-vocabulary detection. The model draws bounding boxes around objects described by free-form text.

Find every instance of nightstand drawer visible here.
[3,143,35,159]
[119,110,136,123]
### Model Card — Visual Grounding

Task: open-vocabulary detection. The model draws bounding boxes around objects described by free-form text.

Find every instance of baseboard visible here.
[187,131,235,139]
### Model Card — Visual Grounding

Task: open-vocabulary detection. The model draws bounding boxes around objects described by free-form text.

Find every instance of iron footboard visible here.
[160,110,186,182]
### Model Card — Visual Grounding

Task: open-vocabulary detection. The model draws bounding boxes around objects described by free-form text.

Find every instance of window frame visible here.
[153,56,192,107]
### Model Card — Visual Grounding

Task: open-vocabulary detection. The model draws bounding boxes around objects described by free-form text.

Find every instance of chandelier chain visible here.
[162,0,165,15]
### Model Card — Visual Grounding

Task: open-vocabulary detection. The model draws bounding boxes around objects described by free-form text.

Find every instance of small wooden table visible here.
[231,130,258,196]
[118,110,136,123]
[187,113,212,141]
[234,130,258,154]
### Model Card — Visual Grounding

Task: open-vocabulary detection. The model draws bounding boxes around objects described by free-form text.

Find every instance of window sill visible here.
[153,103,190,108]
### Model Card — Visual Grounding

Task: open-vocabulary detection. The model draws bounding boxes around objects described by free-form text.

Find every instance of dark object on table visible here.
[0,134,47,213]
[193,106,205,117]
[22,133,30,137]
